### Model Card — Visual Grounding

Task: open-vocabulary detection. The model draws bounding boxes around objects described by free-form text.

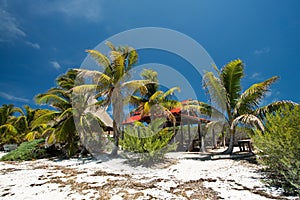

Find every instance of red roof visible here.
[123,101,210,125]
[123,114,142,124]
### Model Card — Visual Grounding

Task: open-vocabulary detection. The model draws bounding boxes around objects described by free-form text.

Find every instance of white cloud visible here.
[25,41,40,49]
[0,8,26,41]
[33,0,103,22]
[0,7,41,49]
[250,72,260,79]
[0,92,30,103]
[265,91,272,98]
[254,47,270,55]
[50,61,61,70]
[250,72,265,81]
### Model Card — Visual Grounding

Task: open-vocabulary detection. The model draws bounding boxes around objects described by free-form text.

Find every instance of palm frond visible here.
[183,101,224,119]
[58,107,73,121]
[71,84,100,94]
[235,76,279,116]
[25,131,40,141]
[160,87,181,99]
[31,111,60,128]
[254,100,298,119]
[203,72,227,111]
[86,49,111,69]
[231,114,265,131]
[105,41,116,51]
[110,50,125,81]
[0,124,18,134]
[149,91,164,102]
[161,100,181,110]
[76,69,112,85]
[121,80,154,94]
[11,107,24,116]
[128,96,144,107]
[127,48,138,66]
[221,59,244,108]
[35,93,69,106]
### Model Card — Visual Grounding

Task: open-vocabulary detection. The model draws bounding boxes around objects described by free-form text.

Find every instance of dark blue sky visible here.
[0,0,300,109]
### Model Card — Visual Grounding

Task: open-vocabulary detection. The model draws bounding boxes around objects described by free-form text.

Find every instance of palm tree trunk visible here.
[111,87,123,157]
[223,128,235,154]
[111,120,119,156]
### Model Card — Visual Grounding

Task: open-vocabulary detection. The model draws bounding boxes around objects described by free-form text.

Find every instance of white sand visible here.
[0,149,298,200]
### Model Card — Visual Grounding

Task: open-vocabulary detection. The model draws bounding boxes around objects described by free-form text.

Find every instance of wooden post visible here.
[180,122,183,150]
[188,121,191,149]
[198,122,206,153]
[212,128,217,149]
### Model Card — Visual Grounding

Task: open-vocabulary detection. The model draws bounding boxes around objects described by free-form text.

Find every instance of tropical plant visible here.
[0,104,24,145]
[1,138,48,161]
[34,69,83,157]
[252,105,300,196]
[120,117,177,166]
[24,106,53,141]
[130,69,181,133]
[191,59,294,154]
[74,42,152,156]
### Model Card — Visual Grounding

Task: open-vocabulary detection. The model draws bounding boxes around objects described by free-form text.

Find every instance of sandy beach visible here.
[0,149,298,200]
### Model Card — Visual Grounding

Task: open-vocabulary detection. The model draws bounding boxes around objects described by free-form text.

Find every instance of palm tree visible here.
[0,104,24,145]
[74,42,152,156]
[24,105,53,141]
[130,69,181,128]
[195,59,294,154]
[35,69,83,157]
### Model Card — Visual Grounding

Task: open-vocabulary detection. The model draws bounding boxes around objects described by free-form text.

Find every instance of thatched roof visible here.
[86,97,113,129]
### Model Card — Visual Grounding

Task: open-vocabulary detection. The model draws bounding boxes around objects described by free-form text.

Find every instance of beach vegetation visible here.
[252,105,300,196]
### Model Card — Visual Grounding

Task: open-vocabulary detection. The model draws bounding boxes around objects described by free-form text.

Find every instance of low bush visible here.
[252,105,300,196]
[1,138,48,161]
[120,118,177,167]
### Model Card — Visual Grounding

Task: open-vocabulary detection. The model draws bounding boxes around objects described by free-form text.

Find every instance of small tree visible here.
[252,105,300,196]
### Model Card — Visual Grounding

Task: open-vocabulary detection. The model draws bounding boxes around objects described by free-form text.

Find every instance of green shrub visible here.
[1,138,48,161]
[120,118,177,166]
[252,105,300,196]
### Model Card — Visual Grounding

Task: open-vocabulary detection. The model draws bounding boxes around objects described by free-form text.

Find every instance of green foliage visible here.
[201,59,292,154]
[252,105,300,196]
[1,139,48,161]
[35,69,82,158]
[120,118,177,166]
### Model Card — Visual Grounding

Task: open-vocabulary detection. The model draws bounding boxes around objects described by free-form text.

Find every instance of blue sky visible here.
[0,0,300,109]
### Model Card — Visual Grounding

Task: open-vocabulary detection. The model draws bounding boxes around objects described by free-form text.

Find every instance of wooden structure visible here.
[237,139,252,152]
[123,101,210,151]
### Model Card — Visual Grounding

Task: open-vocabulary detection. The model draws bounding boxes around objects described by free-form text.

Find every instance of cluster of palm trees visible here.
[0,104,52,148]
[0,42,295,157]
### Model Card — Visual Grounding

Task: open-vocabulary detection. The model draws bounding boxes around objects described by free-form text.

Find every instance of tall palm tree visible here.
[74,42,152,156]
[194,59,294,154]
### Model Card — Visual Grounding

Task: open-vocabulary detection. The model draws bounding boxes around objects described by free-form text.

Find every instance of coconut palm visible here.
[74,42,152,156]
[194,59,294,154]
[0,104,24,145]
[35,69,84,157]
[23,105,53,141]
[130,69,181,128]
